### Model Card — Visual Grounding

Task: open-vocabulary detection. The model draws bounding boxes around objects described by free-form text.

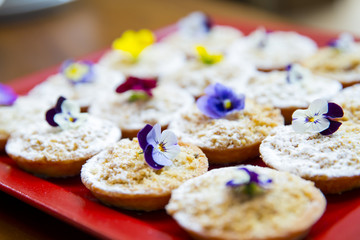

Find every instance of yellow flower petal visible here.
[195,45,223,65]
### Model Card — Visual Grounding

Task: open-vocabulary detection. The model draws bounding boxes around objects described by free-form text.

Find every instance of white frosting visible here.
[168,101,283,149]
[246,71,342,109]
[163,25,243,56]
[332,83,360,122]
[99,42,186,77]
[6,116,121,161]
[162,57,255,97]
[260,125,360,178]
[89,84,194,131]
[28,65,124,107]
[228,29,318,70]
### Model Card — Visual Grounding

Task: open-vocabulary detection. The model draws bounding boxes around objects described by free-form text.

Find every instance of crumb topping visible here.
[166,166,324,239]
[333,84,360,123]
[81,138,208,194]
[247,71,342,108]
[169,100,283,149]
[260,125,360,178]
[6,116,120,162]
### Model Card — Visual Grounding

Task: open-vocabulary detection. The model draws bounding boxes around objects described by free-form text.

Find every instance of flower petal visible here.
[137,124,153,150]
[291,109,309,133]
[160,130,179,147]
[152,149,173,166]
[306,117,330,133]
[320,120,342,135]
[196,96,222,118]
[146,123,162,146]
[162,144,181,160]
[45,108,59,127]
[144,145,164,170]
[308,99,328,116]
[61,99,81,116]
[326,102,344,119]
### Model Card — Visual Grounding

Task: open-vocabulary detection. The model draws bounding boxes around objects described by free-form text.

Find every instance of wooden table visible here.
[0,0,342,239]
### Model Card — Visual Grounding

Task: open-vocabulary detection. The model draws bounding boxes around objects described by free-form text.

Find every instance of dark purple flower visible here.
[320,102,344,135]
[116,76,157,97]
[45,96,66,127]
[196,83,245,119]
[61,60,94,85]
[137,124,180,170]
[226,168,272,196]
[0,83,17,106]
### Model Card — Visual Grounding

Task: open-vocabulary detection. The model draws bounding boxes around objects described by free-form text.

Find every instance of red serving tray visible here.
[1,18,360,240]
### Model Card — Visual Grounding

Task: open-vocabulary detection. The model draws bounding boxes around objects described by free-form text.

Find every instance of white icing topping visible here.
[99,43,186,77]
[228,29,318,70]
[5,116,121,161]
[89,84,194,131]
[246,71,342,109]
[260,125,360,178]
[168,101,283,149]
[28,65,124,107]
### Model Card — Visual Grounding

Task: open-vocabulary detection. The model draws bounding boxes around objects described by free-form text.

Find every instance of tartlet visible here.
[81,138,208,211]
[260,125,360,193]
[166,165,326,240]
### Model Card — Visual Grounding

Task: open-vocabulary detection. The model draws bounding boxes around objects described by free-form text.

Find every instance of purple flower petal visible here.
[325,102,344,119]
[197,96,223,118]
[0,84,17,106]
[61,60,94,85]
[116,76,157,96]
[320,120,342,136]
[45,96,67,127]
[137,124,153,150]
[144,144,164,170]
[204,14,213,32]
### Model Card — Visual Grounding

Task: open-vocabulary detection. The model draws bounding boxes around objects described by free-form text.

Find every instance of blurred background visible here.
[0,0,359,239]
[0,0,359,84]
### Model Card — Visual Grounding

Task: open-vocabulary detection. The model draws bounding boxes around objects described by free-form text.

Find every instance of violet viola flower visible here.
[292,99,343,136]
[327,33,354,52]
[61,60,94,85]
[286,64,311,84]
[46,96,88,130]
[226,168,272,196]
[137,124,180,170]
[0,83,17,106]
[178,11,213,39]
[196,83,245,119]
[116,76,157,100]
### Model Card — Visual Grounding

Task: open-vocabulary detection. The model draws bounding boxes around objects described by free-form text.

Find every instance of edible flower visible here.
[197,83,245,119]
[226,168,272,197]
[292,99,343,135]
[112,29,155,60]
[61,60,94,85]
[252,27,271,49]
[137,124,180,170]
[178,11,212,38]
[46,96,88,130]
[116,76,157,101]
[328,32,354,52]
[286,64,311,84]
[0,83,17,106]
[196,45,223,65]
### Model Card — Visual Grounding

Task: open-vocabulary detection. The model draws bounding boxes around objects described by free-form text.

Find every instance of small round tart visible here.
[162,58,255,98]
[166,165,326,240]
[163,25,243,57]
[81,138,208,211]
[246,71,342,123]
[5,116,121,177]
[260,125,360,194]
[333,84,360,123]
[302,45,360,87]
[228,29,317,71]
[99,43,185,77]
[168,100,284,164]
[0,96,54,151]
[28,65,124,110]
[89,84,194,138]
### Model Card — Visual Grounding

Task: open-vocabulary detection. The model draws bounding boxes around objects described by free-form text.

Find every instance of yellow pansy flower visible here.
[195,45,223,65]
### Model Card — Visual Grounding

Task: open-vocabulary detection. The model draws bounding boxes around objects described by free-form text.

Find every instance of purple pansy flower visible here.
[286,64,311,84]
[116,76,157,99]
[178,11,213,39]
[46,96,88,130]
[0,83,17,106]
[327,33,354,52]
[226,168,272,196]
[292,99,343,135]
[137,124,180,170]
[196,83,245,119]
[61,60,94,85]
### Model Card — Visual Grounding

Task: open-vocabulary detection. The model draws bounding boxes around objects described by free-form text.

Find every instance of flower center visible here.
[65,64,88,81]
[307,116,315,122]
[158,142,166,152]
[223,99,232,109]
